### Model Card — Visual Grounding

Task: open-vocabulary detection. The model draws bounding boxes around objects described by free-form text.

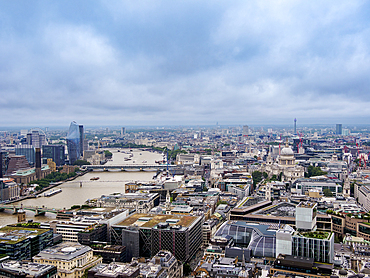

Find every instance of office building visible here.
[214,221,277,258]
[0,151,9,178]
[276,227,334,263]
[336,124,342,135]
[88,262,140,278]
[27,130,46,148]
[40,218,106,243]
[42,145,65,166]
[91,245,126,263]
[121,127,125,137]
[294,118,297,134]
[0,178,19,202]
[242,125,249,135]
[111,213,203,263]
[15,145,35,166]
[295,202,317,231]
[0,225,53,261]
[0,261,58,278]
[66,122,82,165]
[79,125,84,157]
[270,254,333,277]
[33,242,102,278]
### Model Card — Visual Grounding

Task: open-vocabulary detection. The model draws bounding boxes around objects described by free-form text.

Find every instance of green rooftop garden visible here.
[302,231,330,239]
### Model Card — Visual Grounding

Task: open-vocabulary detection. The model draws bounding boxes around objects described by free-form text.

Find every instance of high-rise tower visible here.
[66,122,81,165]
[294,118,297,135]
[336,124,342,135]
[79,125,84,158]
[35,148,42,179]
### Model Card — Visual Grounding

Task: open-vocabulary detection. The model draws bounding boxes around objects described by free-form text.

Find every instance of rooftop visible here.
[300,231,331,240]
[0,226,49,244]
[114,213,199,228]
[0,261,56,276]
[33,242,92,260]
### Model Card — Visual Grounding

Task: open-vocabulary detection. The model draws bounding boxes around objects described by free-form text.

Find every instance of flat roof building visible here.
[33,241,102,278]
[0,225,53,261]
[111,213,203,263]
[0,261,57,278]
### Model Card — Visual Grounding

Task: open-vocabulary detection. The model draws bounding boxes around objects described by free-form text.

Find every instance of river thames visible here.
[0,149,163,226]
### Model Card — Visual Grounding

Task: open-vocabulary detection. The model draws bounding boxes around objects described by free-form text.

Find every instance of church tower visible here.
[343,172,350,198]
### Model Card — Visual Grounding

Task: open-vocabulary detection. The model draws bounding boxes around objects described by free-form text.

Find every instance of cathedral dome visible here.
[281,146,294,156]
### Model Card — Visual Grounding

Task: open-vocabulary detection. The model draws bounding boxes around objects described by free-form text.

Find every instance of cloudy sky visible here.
[1,1,370,127]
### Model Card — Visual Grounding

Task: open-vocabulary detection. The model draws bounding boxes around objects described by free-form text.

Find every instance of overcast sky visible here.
[1,1,370,127]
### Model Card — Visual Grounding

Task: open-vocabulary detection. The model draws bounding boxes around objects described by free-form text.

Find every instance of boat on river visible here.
[44,188,62,197]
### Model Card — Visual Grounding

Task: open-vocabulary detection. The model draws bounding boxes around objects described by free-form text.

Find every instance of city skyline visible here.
[1,1,370,126]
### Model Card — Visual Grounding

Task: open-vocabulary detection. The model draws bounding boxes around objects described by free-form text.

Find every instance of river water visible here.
[0,149,164,226]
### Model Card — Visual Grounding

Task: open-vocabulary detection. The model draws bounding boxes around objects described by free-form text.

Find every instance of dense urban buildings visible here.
[1,123,370,277]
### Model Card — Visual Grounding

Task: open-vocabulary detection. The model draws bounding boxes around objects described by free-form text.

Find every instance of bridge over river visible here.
[85,164,184,174]
[0,204,59,216]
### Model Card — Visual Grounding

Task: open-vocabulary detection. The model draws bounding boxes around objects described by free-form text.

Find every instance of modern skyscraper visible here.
[15,145,35,166]
[26,130,46,148]
[35,148,42,179]
[67,122,82,165]
[79,125,84,158]
[242,125,249,135]
[42,145,66,166]
[121,127,125,137]
[336,124,342,135]
[294,118,297,135]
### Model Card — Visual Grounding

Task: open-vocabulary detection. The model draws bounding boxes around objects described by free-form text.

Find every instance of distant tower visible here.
[121,127,125,137]
[79,125,84,157]
[343,173,350,198]
[336,124,342,135]
[294,118,297,135]
[243,125,249,135]
[35,148,42,179]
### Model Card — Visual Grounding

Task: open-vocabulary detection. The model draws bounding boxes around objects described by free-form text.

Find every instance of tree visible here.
[278,172,283,181]
[73,160,91,166]
[252,171,263,186]
[305,166,327,178]
[323,188,333,197]
[183,264,192,276]
[104,150,113,158]
[263,172,268,179]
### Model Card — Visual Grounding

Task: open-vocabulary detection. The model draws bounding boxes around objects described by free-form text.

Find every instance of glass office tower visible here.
[66,122,81,165]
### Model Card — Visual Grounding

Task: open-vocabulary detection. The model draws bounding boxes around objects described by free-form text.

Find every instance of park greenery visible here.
[104,150,113,158]
[252,171,268,186]
[29,168,80,191]
[73,160,91,166]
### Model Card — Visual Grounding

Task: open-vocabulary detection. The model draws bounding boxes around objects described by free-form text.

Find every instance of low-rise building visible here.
[88,262,140,278]
[0,178,19,202]
[33,242,102,278]
[0,260,57,278]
